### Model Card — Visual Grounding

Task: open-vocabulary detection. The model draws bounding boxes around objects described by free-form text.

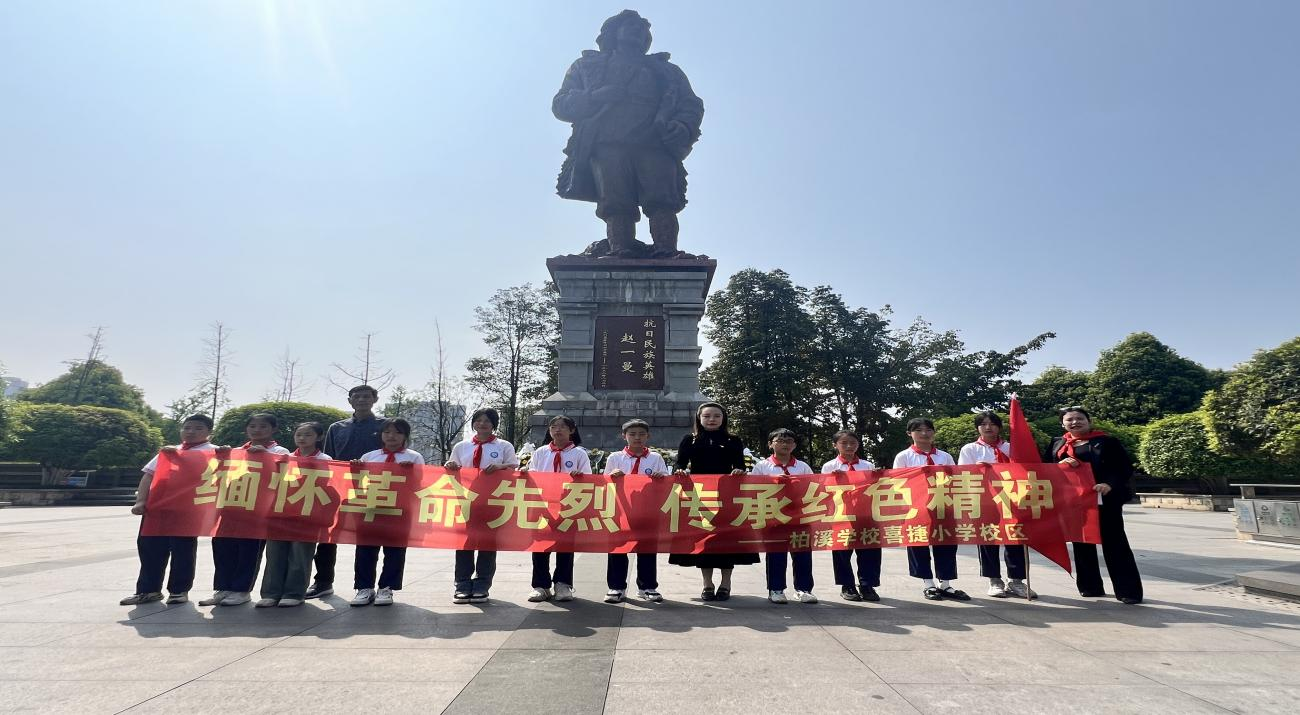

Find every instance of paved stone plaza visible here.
[2,505,1299,714]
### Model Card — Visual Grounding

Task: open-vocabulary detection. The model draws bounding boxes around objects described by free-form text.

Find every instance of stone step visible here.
[1236,567,1300,601]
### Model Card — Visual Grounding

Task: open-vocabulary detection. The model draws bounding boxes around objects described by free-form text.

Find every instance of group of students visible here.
[121,387,1144,610]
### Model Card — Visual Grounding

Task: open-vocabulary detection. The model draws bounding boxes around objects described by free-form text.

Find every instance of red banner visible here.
[141,451,1100,567]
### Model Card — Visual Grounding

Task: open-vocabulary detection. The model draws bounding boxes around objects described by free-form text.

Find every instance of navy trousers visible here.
[978,544,1027,580]
[832,548,881,588]
[607,553,658,590]
[532,552,575,588]
[906,544,958,581]
[454,550,497,594]
[212,537,264,592]
[354,545,406,590]
[136,529,197,595]
[765,551,814,591]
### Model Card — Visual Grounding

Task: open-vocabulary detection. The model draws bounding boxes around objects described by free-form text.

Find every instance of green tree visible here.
[1203,337,1300,463]
[1085,332,1214,425]
[19,360,157,417]
[7,403,162,485]
[1138,411,1263,491]
[465,283,560,444]
[213,402,349,448]
[1019,366,1091,416]
[701,269,817,453]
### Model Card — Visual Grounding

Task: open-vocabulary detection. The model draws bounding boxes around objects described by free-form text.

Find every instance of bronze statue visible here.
[553,10,704,258]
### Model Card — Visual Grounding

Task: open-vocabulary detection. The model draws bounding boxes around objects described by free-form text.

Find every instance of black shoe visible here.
[715,586,731,601]
[840,586,863,602]
[923,587,943,601]
[453,591,471,604]
[1078,590,1106,598]
[1119,596,1142,605]
[701,586,716,602]
[940,586,971,601]
[304,583,333,599]
[860,586,880,602]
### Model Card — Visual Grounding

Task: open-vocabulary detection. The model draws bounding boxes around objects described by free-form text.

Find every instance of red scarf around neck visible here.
[383,448,403,463]
[910,445,937,466]
[241,441,277,450]
[548,442,570,471]
[769,455,796,476]
[977,438,1011,464]
[624,447,648,474]
[293,448,320,457]
[838,455,862,470]
[1056,431,1108,460]
[472,434,496,468]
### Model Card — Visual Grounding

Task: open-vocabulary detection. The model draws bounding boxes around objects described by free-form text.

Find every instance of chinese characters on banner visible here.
[142,451,1102,570]
[593,316,665,390]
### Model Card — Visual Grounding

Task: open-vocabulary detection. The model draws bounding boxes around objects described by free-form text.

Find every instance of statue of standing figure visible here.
[553,10,705,258]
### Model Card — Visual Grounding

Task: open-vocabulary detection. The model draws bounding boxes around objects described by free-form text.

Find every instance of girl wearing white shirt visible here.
[602,419,668,604]
[821,430,880,602]
[520,415,591,603]
[444,408,518,604]
[257,422,332,608]
[200,413,291,608]
[893,417,969,602]
[958,411,1034,599]
[351,418,425,607]
[752,428,817,605]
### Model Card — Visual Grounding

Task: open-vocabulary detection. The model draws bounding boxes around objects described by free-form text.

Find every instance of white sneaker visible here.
[795,590,818,604]
[1005,580,1038,599]
[219,592,251,606]
[554,583,575,602]
[768,590,788,604]
[198,590,230,607]
[604,589,625,603]
[374,587,394,606]
[351,588,375,607]
[638,589,664,603]
[254,598,279,608]
[165,592,189,605]
[527,587,552,602]
[277,598,303,608]
[987,579,1009,598]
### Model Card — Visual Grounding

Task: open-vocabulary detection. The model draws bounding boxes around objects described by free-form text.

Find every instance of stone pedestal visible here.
[528,256,717,452]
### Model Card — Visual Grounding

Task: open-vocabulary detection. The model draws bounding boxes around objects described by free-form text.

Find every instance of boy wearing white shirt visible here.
[958,411,1033,599]
[893,417,969,602]
[521,416,591,602]
[444,408,518,604]
[120,414,216,606]
[820,430,881,602]
[752,428,817,604]
[602,419,668,603]
[351,418,425,607]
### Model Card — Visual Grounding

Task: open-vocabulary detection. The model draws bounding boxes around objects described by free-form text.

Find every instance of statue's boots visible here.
[648,212,680,257]
[605,217,641,257]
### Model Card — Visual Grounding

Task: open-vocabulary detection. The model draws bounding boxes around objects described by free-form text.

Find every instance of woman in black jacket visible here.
[1047,407,1143,604]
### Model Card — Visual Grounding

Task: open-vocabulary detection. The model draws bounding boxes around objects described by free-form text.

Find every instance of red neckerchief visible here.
[548,442,570,471]
[769,455,796,476]
[1056,431,1108,460]
[294,448,320,457]
[838,455,862,470]
[977,438,1011,464]
[472,435,496,469]
[241,441,277,450]
[624,447,648,474]
[180,442,205,450]
[910,445,937,466]
[383,449,402,463]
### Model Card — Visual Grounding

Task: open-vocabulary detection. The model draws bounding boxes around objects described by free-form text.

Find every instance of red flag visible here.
[1008,394,1074,573]
[1008,395,1040,463]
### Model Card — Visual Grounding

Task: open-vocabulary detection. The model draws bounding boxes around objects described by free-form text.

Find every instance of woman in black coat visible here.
[1047,407,1143,604]
[668,402,759,601]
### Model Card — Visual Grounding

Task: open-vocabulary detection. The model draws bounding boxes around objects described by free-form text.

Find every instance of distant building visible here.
[399,400,468,464]
[2,376,28,398]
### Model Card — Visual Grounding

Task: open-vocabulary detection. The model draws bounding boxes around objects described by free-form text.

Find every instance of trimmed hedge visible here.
[213,402,350,449]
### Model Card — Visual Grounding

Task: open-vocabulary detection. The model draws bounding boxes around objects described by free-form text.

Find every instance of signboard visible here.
[593,316,664,390]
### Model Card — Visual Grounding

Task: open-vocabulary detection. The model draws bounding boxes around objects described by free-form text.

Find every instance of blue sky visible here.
[2,1,1298,412]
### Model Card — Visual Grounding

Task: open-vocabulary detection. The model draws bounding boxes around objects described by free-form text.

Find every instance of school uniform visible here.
[259,449,331,602]
[821,456,881,589]
[134,442,214,596]
[1046,434,1143,602]
[958,440,1027,581]
[752,456,815,593]
[603,448,668,592]
[354,448,425,591]
[311,413,385,592]
[448,436,517,595]
[213,442,291,593]
[893,446,960,582]
[527,443,592,589]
